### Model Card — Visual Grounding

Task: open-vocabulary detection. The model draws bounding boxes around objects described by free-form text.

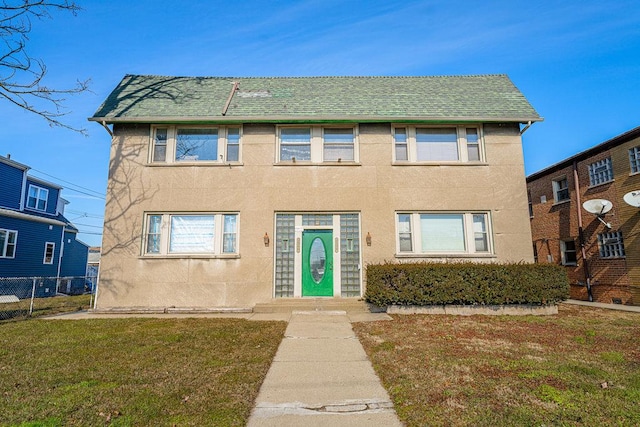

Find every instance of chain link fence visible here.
[0,275,97,321]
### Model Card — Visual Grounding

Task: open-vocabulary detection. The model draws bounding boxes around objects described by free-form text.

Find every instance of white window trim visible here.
[560,239,577,266]
[149,125,242,164]
[43,242,55,264]
[392,125,484,163]
[26,184,49,212]
[0,228,17,258]
[395,212,493,256]
[276,125,359,164]
[552,177,570,203]
[142,212,240,258]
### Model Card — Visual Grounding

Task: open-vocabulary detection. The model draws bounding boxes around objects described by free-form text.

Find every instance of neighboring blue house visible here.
[0,155,89,297]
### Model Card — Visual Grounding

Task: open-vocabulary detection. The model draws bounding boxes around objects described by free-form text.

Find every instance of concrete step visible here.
[253,298,385,314]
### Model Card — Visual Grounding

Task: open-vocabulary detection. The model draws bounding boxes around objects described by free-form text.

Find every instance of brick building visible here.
[527,126,640,305]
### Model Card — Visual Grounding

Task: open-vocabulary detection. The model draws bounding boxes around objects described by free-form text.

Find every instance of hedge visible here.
[365,262,569,307]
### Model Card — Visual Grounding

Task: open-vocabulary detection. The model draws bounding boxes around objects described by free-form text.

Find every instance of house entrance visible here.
[274,213,362,298]
[302,230,333,296]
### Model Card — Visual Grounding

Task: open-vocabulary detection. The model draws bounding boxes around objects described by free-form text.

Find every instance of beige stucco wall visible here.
[96,122,533,310]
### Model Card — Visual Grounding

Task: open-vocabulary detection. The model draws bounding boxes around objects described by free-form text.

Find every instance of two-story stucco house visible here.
[89,74,541,311]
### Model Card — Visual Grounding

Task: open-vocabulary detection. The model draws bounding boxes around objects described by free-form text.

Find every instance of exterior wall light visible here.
[366,232,372,246]
[264,232,270,247]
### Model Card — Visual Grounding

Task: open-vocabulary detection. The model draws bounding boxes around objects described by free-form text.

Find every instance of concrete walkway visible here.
[247,310,402,427]
[563,299,640,313]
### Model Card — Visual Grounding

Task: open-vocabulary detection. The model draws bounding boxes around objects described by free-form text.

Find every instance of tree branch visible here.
[1,1,88,133]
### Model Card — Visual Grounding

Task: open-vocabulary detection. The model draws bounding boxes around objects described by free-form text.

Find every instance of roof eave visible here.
[527,125,640,182]
[89,115,543,124]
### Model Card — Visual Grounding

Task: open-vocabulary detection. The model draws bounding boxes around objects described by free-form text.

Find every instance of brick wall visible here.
[528,146,632,304]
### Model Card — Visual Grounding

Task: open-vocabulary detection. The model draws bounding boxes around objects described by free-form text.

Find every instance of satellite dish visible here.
[623,191,640,208]
[582,199,613,215]
[582,199,613,229]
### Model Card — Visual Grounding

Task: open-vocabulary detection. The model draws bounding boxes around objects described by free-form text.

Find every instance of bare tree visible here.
[1,1,89,133]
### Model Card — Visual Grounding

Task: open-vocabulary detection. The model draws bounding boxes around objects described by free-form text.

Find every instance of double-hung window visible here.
[396,212,492,255]
[0,229,17,258]
[629,146,640,174]
[27,185,49,211]
[560,240,577,265]
[43,242,55,264]
[143,213,239,256]
[280,128,311,161]
[277,126,358,163]
[552,177,570,203]
[323,128,355,161]
[393,126,483,162]
[150,126,242,164]
[588,157,613,186]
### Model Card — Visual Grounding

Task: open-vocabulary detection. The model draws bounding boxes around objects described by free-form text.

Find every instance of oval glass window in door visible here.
[309,237,326,283]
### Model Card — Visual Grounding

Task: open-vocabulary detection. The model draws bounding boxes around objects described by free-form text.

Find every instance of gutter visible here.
[89,115,544,124]
[0,208,67,226]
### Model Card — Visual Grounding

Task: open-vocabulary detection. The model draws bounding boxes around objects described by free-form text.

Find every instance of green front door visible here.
[302,230,333,296]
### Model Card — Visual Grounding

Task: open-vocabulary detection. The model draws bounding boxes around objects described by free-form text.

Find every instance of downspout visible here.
[56,225,66,294]
[574,160,593,301]
[20,168,29,211]
[99,121,114,137]
[520,121,533,135]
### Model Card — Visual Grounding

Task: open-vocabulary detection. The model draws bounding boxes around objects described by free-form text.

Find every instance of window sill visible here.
[629,171,640,177]
[562,263,577,267]
[274,161,361,166]
[392,161,488,166]
[600,256,626,260]
[24,207,53,215]
[147,162,244,167]
[395,253,496,259]
[139,254,240,260]
[587,179,614,190]
[552,199,570,207]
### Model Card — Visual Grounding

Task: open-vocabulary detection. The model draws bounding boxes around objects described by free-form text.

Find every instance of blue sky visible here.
[1,0,639,247]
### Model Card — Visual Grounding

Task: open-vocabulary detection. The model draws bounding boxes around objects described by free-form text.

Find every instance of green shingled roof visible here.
[90,75,541,123]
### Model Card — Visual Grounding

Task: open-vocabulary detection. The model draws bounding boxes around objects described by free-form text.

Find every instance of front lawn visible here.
[354,304,640,427]
[0,318,286,426]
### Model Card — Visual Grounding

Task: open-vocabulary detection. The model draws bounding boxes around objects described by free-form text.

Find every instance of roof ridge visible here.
[123,74,509,80]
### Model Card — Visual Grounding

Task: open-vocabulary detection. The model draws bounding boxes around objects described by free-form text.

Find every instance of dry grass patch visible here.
[0,318,286,426]
[1,294,92,322]
[353,304,640,426]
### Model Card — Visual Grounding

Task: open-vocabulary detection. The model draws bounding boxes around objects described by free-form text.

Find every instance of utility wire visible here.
[72,223,103,229]
[67,209,104,219]
[30,168,106,198]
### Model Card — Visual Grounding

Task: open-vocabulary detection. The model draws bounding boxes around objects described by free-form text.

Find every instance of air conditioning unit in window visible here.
[603,237,620,245]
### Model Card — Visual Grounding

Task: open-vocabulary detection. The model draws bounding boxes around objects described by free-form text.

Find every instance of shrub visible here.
[365,261,569,307]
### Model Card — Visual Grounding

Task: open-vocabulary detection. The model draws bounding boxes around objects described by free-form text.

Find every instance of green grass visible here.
[353,304,640,427]
[0,318,286,426]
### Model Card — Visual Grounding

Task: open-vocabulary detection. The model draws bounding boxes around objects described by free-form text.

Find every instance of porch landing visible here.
[252,298,386,314]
